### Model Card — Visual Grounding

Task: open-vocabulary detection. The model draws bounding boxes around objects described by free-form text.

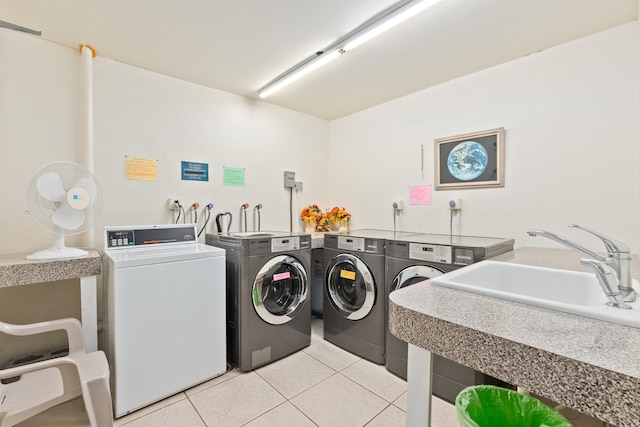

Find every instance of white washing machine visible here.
[103,224,226,417]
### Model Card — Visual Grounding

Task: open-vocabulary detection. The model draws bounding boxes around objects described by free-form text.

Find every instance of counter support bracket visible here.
[407,344,433,427]
[80,275,98,352]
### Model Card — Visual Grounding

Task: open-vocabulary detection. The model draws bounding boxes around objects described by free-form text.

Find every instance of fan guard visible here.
[25,161,103,260]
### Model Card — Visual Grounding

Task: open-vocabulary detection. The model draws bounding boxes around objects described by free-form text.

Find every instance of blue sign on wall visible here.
[181,161,209,181]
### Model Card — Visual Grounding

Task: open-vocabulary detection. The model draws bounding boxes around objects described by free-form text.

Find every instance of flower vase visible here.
[338,218,349,234]
[304,224,315,233]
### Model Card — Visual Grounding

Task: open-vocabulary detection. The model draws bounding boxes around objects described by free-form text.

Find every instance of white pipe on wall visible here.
[80,44,95,248]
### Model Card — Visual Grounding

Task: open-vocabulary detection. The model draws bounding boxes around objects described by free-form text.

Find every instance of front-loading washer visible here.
[206,231,311,371]
[323,229,420,364]
[385,233,515,402]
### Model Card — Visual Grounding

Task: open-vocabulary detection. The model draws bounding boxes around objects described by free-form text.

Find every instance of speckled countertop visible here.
[309,232,325,249]
[389,247,640,427]
[0,250,102,287]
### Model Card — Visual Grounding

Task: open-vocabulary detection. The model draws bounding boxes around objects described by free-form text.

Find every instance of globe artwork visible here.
[447,141,489,181]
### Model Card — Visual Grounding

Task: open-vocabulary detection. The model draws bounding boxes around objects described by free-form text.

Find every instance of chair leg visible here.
[81,378,113,427]
[74,352,113,427]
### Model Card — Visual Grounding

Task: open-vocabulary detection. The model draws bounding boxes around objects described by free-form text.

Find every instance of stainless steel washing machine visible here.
[323,229,420,364]
[205,231,311,371]
[385,233,515,402]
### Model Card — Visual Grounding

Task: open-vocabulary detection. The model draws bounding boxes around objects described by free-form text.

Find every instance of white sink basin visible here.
[430,260,640,329]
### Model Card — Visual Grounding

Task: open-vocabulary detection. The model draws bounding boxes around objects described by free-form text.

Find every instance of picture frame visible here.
[434,127,505,190]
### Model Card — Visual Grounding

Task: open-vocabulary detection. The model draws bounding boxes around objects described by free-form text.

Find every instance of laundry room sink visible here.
[430,260,640,329]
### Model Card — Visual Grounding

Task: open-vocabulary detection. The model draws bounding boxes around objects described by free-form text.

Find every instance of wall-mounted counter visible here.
[389,247,640,427]
[0,250,102,351]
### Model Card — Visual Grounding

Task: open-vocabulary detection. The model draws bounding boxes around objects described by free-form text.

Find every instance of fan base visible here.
[26,247,89,261]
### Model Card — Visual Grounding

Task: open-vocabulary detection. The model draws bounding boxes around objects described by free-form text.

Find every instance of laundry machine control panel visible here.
[409,243,452,264]
[334,236,384,254]
[105,225,197,249]
[337,236,365,252]
[271,236,301,252]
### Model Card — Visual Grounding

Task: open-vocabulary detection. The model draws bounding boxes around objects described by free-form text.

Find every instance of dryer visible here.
[323,229,420,364]
[385,233,514,402]
[206,231,311,371]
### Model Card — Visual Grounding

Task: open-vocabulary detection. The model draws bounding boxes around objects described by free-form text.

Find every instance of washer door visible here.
[253,255,308,325]
[391,265,444,292]
[326,253,375,321]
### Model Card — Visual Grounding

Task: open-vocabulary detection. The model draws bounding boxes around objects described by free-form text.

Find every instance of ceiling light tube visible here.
[258,0,441,98]
[343,0,442,51]
[259,49,343,98]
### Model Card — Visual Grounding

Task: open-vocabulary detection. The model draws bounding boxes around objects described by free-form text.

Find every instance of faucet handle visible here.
[580,258,632,309]
[569,224,629,255]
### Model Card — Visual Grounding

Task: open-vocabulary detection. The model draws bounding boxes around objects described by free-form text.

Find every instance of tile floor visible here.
[17,316,458,427]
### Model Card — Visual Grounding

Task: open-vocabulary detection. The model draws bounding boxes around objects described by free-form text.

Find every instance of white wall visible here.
[329,22,640,253]
[0,29,330,255]
[0,29,83,253]
[2,21,639,256]
[92,57,330,246]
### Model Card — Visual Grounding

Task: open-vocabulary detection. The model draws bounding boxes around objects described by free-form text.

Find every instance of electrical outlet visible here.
[294,181,303,191]
[168,198,180,210]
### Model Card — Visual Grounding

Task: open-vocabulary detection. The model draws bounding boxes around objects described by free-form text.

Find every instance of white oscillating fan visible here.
[25,161,102,260]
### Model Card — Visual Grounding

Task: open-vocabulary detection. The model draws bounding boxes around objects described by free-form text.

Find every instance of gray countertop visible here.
[389,247,640,427]
[0,250,102,287]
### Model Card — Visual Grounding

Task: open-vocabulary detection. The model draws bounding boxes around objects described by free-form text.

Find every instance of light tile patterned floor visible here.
[16,317,459,427]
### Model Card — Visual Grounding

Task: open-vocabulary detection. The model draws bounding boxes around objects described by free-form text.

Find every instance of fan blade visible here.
[36,172,66,202]
[72,177,97,202]
[52,202,85,230]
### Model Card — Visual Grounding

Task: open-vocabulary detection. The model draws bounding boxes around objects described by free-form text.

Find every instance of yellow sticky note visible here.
[340,270,356,280]
[125,156,157,181]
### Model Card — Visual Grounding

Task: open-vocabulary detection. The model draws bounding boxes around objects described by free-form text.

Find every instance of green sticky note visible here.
[223,166,245,186]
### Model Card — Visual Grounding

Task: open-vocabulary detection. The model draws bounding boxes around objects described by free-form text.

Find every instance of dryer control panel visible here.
[271,236,301,252]
[409,243,452,264]
[337,236,365,252]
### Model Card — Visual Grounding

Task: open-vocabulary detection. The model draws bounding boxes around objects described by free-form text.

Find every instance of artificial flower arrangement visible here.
[300,205,351,231]
[329,206,351,223]
[300,205,322,224]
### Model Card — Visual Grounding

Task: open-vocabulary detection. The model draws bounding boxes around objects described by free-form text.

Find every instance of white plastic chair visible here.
[0,318,113,427]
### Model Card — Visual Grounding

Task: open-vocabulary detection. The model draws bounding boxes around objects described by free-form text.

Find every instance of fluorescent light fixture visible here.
[259,49,343,99]
[258,0,442,98]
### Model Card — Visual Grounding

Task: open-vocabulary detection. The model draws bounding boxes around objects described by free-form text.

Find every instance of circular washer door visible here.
[391,265,444,292]
[253,255,308,325]
[325,253,375,320]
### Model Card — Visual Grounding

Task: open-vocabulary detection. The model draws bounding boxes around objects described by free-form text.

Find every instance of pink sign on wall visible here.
[409,185,431,205]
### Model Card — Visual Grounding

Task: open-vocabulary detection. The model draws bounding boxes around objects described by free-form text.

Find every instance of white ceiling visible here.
[0,0,637,120]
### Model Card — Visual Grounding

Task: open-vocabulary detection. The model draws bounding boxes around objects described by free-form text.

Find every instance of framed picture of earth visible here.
[434,127,505,190]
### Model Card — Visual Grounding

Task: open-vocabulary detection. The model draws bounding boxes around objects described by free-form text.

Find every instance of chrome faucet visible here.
[527,225,636,303]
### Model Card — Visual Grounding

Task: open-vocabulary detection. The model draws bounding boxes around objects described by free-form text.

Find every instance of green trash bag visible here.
[455,385,573,427]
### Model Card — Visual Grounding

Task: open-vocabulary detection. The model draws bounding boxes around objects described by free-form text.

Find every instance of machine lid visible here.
[326,229,422,240]
[104,242,224,268]
[391,233,515,248]
[252,255,308,325]
[325,253,375,321]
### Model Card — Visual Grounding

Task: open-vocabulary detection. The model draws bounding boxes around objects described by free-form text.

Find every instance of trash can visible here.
[455,385,573,427]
